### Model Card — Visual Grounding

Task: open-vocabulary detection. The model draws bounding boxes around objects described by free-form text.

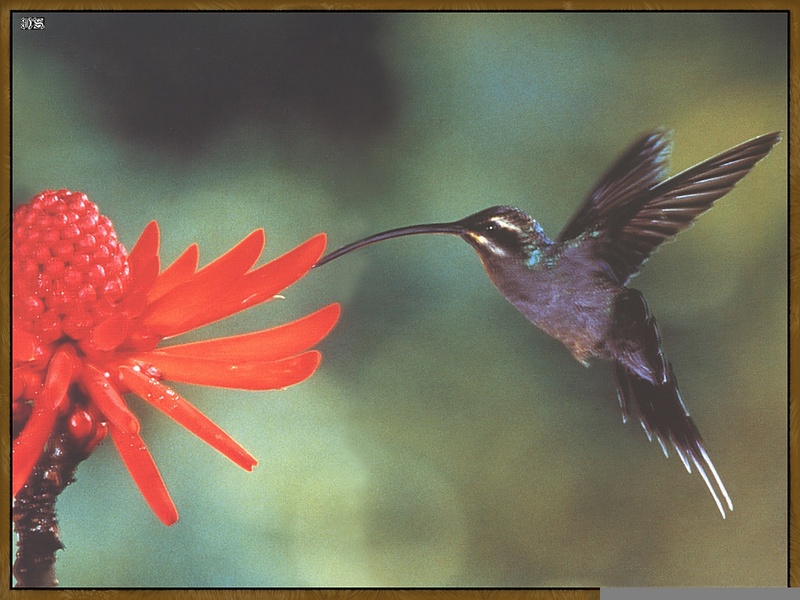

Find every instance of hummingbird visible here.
[315,130,781,518]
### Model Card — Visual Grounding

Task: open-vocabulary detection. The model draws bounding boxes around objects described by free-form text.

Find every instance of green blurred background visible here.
[12,12,787,587]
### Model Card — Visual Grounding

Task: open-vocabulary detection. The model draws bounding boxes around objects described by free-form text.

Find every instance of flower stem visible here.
[13,418,83,587]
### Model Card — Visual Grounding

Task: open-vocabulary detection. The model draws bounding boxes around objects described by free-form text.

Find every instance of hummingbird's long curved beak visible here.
[314,221,466,267]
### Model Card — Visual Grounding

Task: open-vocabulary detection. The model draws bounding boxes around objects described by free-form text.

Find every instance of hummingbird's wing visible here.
[558,131,781,284]
[558,129,672,245]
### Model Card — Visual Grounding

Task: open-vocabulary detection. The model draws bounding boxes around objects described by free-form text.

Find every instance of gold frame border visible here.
[1,4,794,598]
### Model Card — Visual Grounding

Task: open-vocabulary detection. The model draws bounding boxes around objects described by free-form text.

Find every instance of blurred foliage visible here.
[12,12,787,587]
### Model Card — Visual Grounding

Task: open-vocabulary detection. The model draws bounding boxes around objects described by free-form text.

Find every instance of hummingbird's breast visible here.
[484,247,620,365]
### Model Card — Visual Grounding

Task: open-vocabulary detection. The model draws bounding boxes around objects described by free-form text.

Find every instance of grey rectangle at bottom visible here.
[602,588,798,600]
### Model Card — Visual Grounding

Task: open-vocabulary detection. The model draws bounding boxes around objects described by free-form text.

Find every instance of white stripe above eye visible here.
[489,216,524,232]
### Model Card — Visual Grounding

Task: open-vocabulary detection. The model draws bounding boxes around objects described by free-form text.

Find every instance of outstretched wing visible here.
[559,130,673,244]
[559,131,781,284]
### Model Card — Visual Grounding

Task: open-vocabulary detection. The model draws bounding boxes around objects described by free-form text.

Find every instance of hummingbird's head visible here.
[455,205,550,260]
[314,205,550,268]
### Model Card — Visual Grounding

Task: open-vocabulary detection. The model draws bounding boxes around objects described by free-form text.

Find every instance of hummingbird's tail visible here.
[611,289,732,518]
[613,360,733,518]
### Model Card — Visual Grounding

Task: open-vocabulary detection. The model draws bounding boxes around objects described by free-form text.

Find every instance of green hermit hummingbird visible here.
[315,130,781,518]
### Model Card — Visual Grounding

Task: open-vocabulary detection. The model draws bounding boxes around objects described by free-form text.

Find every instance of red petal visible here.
[142,350,322,390]
[197,234,327,328]
[12,330,43,363]
[125,221,160,301]
[140,230,266,337]
[145,303,340,362]
[81,363,140,434]
[90,313,130,351]
[13,404,58,496]
[127,254,160,300]
[120,365,257,471]
[148,243,199,303]
[12,367,26,400]
[108,423,178,526]
[127,221,160,277]
[12,347,75,495]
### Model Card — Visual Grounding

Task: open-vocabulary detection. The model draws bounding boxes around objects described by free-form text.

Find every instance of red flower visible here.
[12,189,339,525]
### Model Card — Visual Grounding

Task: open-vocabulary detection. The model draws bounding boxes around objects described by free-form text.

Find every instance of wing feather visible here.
[559,131,781,284]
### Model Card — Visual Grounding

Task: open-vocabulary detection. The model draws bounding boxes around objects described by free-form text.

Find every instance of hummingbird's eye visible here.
[480,221,525,249]
[484,219,511,233]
